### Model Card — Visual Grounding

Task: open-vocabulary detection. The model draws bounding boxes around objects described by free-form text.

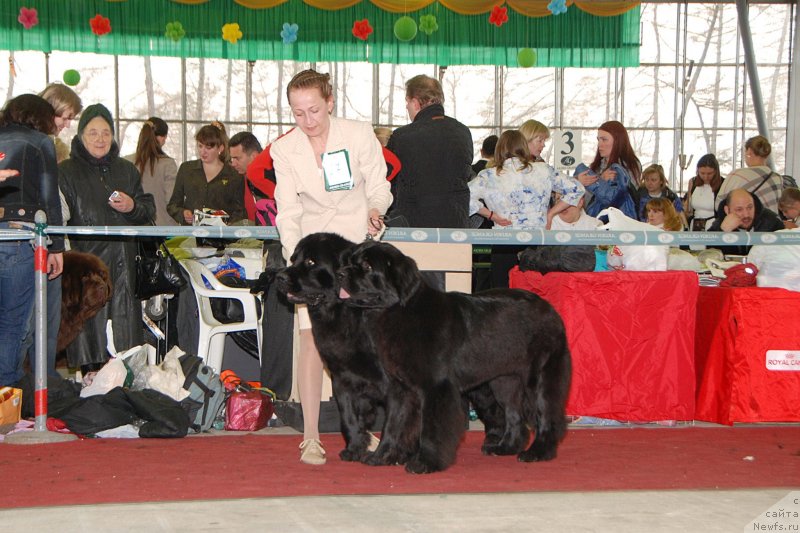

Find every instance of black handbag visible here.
[135,240,186,300]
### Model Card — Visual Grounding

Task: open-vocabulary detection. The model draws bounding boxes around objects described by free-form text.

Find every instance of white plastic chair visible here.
[179,257,263,372]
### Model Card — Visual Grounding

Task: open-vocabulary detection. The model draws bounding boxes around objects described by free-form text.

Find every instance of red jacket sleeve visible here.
[244,144,277,221]
[382,146,401,182]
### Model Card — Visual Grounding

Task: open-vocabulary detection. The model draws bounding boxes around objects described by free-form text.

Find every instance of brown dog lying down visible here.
[57,250,113,354]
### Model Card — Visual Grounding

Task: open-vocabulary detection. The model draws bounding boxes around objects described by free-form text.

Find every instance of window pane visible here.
[749,4,793,64]
[4,51,47,98]
[743,66,790,132]
[683,65,740,129]
[116,56,183,122]
[562,68,620,128]
[184,58,247,123]
[686,4,740,64]
[443,65,497,127]
[639,4,679,64]
[327,61,373,123]
[502,67,557,130]
[623,65,678,131]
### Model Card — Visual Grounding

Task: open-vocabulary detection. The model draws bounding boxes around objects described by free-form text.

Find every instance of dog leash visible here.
[365,215,387,242]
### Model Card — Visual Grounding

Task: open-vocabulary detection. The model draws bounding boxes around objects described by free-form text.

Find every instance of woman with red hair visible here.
[574,120,641,219]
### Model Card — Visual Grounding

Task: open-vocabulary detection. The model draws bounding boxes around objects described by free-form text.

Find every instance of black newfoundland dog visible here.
[338,240,572,474]
[269,233,505,467]
[271,233,388,462]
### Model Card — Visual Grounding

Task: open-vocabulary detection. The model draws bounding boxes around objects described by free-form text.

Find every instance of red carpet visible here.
[2,427,799,509]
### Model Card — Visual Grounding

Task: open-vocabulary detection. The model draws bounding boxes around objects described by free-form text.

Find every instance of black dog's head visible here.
[273,233,355,307]
[338,241,422,308]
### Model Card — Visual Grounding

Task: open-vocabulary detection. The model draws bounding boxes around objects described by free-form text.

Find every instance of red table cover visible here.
[509,268,698,422]
[694,286,800,425]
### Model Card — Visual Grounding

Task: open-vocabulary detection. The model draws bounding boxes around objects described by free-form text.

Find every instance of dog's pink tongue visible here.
[339,287,351,299]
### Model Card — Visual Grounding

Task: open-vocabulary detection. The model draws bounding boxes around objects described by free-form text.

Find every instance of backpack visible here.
[179,354,226,432]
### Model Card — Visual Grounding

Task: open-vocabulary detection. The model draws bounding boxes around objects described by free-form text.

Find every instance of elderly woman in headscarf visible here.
[59,103,155,374]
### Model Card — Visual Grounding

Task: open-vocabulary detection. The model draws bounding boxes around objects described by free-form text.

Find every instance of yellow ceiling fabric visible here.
[233,0,289,9]
[304,0,362,9]
[436,1,500,16]
[506,0,566,18]
[168,0,639,17]
[368,0,435,13]
[574,1,639,17]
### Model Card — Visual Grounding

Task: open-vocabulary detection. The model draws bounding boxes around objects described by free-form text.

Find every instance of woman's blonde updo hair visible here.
[286,69,333,102]
[519,119,550,142]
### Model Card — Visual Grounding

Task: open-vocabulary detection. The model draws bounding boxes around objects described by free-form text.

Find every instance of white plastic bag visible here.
[80,358,128,398]
[597,207,668,271]
[747,229,800,291]
[668,249,704,271]
[134,347,190,402]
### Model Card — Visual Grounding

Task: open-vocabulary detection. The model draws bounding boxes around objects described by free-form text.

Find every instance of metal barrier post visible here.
[33,210,48,432]
[5,211,76,444]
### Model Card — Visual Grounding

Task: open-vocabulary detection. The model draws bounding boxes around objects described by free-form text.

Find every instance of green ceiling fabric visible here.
[0,1,640,67]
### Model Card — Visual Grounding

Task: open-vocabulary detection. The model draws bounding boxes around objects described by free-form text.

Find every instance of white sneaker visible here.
[299,439,326,465]
[367,432,380,452]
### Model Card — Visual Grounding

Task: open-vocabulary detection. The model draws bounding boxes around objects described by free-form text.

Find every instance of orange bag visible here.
[0,387,22,425]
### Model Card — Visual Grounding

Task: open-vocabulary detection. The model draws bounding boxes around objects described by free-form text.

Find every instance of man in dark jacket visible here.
[708,188,784,255]
[387,74,473,228]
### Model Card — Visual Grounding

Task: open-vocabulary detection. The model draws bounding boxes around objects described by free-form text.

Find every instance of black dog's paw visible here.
[339,448,363,462]
[517,441,558,463]
[404,456,442,474]
[484,427,530,456]
[362,444,409,466]
[480,431,503,455]
[482,442,520,456]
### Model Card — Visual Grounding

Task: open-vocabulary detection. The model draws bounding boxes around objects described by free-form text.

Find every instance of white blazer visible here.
[272,116,392,259]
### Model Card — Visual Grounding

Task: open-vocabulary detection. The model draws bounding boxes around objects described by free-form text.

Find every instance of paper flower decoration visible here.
[90,14,112,36]
[18,7,38,30]
[419,14,438,36]
[222,23,243,44]
[548,0,568,16]
[394,16,418,42]
[280,23,298,45]
[517,48,537,68]
[165,21,186,42]
[352,19,373,41]
[489,5,509,27]
[63,69,81,86]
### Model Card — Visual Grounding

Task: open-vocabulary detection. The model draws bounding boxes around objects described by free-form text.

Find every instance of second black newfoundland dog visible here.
[272,233,387,462]
[339,240,572,474]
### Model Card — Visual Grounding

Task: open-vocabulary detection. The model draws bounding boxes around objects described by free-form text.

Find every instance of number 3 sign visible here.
[552,129,581,172]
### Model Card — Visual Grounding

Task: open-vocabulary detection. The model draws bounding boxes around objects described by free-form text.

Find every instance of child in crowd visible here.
[638,164,686,227]
[549,195,601,230]
[779,187,800,229]
[645,197,683,231]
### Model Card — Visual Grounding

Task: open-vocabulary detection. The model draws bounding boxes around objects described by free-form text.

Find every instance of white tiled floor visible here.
[0,489,792,532]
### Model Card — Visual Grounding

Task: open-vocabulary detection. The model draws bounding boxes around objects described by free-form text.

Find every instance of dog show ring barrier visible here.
[1,218,797,443]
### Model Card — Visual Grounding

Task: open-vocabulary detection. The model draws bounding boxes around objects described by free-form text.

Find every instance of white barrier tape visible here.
[2,225,800,246]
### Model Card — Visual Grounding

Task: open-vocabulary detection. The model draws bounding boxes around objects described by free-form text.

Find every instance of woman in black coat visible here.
[59,104,155,372]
